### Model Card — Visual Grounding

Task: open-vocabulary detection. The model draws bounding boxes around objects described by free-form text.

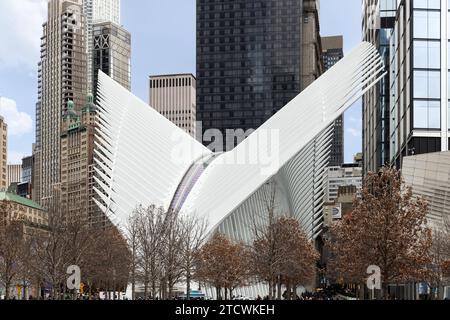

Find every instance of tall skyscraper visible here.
[149,74,197,137]
[92,21,131,97]
[84,0,121,94]
[362,0,397,174]
[35,0,87,206]
[322,36,344,166]
[196,0,323,151]
[389,0,449,168]
[0,116,7,190]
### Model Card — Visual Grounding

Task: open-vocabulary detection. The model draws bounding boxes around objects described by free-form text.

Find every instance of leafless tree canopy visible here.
[327,167,433,299]
[0,190,131,300]
[125,205,208,300]
[195,233,251,300]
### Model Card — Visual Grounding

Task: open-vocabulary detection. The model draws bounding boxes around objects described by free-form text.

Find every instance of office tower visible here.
[196,0,323,151]
[149,74,197,137]
[84,0,121,94]
[362,0,397,174]
[21,156,33,184]
[7,164,22,186]
[92,21,131,97]
[60,98,97,222]
[35,0,87,206]
[324,164,362,203]
[17,156,33,199]
[389,1,449,168]
[322,36,344,166]
[0,116,7,190]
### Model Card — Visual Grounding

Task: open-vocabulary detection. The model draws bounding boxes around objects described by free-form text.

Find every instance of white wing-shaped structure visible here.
[94,42,385,239]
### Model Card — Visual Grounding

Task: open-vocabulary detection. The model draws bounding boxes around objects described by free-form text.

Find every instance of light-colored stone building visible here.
[60,98,97,223]
[0,116,7,190]
[301,0,323,90]
[0,191,48,235]
[323,185,357,228]
[7,164,22,188]
[324,164,362,203]
[35,0,87,207]
[149,74,197,137]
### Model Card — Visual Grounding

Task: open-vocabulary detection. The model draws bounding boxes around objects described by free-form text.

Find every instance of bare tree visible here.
[31,191,70,299]
[159,209,185,299]
[0,218,23,299]
[426,230,450,299]
[328,167,432,299]
[125,209,141,300]
[135,205,166,299]
[250,216,319,300]
[196,233,250,300]
[275,217,319,300]
[179,213,208,300]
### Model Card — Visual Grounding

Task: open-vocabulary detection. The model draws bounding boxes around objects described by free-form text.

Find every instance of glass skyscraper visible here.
[389,0,449,168]
[196,0,322,151]
[362,0,397,174]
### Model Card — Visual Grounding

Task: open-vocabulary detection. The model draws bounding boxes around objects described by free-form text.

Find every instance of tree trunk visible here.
[277,278,282,300]
[131,271,135,300]
[268,279,273,300]
[272,282,276,300]
[382,282,389,300]
[5,282,10,300]
[152,279,157,299]
[186,271,191,300]
[144,272,149,299]
[286,282,291,300]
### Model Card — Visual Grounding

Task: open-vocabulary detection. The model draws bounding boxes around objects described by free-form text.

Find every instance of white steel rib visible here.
[94,42,385,240]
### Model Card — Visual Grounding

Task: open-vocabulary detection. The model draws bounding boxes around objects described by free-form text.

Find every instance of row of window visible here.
[150,77,193,89]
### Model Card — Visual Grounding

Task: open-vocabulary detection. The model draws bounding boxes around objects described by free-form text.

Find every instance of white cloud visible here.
[8,150,25,165]
[0,97,33,136]
[0,0,47,70]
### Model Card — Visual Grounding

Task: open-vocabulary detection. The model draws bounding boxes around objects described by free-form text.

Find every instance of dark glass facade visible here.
[362,0,397,174]
[197,0,311,151]
[321,37,344,166]
[92,22,131,100]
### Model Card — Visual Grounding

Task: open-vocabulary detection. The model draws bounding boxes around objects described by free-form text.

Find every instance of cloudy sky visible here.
[0,0,362,164]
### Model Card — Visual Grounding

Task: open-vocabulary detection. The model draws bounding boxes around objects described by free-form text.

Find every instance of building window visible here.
[413,70,440,99]
[413,10,440,40]
[413,40,440,69]
[413,100,440,129]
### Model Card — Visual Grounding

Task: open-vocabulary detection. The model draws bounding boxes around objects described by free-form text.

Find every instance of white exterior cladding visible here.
[93,42,385,241]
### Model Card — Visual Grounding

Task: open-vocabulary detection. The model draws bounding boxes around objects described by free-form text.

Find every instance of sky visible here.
[0,0,363,164]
